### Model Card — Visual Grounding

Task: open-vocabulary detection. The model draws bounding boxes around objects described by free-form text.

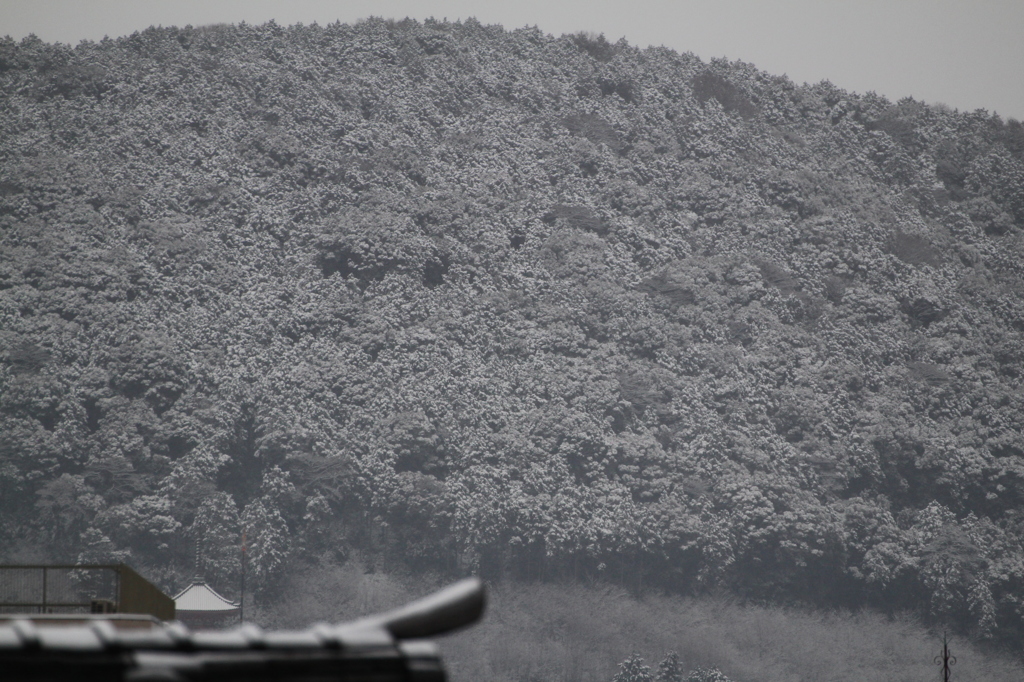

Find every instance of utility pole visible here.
[935,632,956,682]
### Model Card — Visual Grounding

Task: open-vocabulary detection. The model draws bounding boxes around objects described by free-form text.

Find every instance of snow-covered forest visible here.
[2,17,1024,658]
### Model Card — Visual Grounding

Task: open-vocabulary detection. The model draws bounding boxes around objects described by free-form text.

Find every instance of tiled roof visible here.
[173,581,239,612]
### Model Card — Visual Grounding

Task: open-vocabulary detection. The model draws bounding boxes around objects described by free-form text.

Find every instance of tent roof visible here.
[173,580,239,612]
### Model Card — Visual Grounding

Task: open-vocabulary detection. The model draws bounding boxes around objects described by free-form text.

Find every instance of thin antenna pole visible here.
[935,631,956,682]
[240,531,246,625]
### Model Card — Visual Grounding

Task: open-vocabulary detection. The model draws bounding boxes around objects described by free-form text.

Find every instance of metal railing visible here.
[0,564,174,620]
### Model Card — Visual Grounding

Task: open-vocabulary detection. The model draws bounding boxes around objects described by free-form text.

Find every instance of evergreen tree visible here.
[685,668,732,682]
[613,654,652,682]
[655,652,684,682]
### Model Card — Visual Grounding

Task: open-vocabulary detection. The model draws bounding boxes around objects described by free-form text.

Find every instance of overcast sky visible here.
[3,0,1022,120]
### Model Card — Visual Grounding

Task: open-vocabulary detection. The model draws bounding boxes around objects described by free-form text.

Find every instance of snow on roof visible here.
[173,580,239,612]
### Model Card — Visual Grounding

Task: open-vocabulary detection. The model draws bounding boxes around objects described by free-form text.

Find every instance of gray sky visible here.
[3,0,1022,120]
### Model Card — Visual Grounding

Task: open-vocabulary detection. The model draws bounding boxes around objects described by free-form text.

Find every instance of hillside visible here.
[2,18,1024,649]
